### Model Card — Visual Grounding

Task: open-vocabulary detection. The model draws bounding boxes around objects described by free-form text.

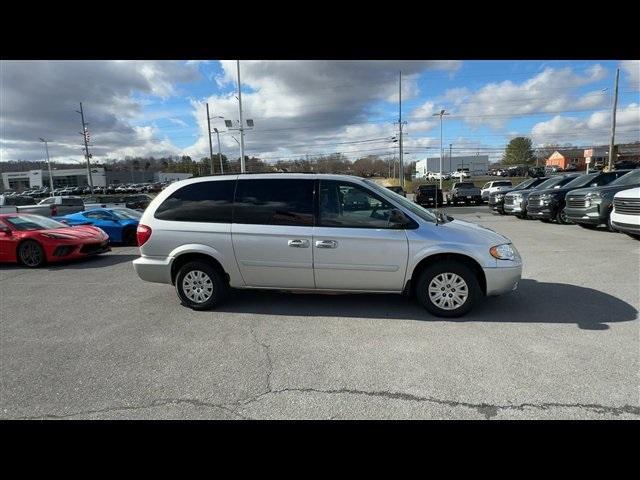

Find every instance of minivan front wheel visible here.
[175,261,228,310]
[416,261,481,318]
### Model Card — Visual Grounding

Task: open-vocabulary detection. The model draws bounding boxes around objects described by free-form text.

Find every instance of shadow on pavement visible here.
[218,279,637,330]
[0,252,137,271]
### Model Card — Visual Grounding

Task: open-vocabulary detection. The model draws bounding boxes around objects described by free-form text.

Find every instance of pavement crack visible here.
[249,323,273,395]
[17,398,249,420]
[236,387,640,419]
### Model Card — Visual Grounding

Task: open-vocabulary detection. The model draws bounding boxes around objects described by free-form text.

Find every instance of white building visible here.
[2,167,107,191]
[414,155,490,177]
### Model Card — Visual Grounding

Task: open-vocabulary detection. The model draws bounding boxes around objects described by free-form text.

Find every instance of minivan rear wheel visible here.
[416,261,481,318]
[175,261,228,310]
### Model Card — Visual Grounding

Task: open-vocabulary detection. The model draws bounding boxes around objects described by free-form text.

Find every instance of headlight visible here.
[586,191,602,200]
[495,193,504,199]
[512,193,522,200]
[490,243,517,260]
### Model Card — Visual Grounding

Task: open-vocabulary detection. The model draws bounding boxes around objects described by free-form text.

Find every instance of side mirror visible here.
[389,209,413,229]
[59,220,69,225]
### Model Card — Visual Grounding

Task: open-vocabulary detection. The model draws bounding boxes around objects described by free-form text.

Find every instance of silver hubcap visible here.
[20,243,42,267]
[182,270,214,304]
[428,273,468,310]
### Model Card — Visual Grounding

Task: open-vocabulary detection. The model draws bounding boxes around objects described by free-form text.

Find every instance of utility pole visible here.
[237,60,246,173]
[398,71,405,188]
[449,143,452,173]
[607,68,620,171]
[76,102,94,193]
[206,103,215,175]
[39,138,55,196]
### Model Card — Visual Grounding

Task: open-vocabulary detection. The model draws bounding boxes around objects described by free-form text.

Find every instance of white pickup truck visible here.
[0,195,85,216]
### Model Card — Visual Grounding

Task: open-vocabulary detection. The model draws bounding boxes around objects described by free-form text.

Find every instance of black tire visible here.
[540,218,552,223]
[555,207,569,225]
[122,228,137,246]
[175,261,229,311]
[578,223,598,230]
[416,260,481,318]
[626,233,640,240]
[606,214,617,232]
[497,207,505,215]
[18,240,46,268]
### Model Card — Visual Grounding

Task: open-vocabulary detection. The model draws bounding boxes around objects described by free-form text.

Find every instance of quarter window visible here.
[154,180,235,222]
[318,181,396,229]
[233,179,314,226]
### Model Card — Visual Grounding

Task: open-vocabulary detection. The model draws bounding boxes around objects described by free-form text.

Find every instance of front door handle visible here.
[288,239,310,248]
[315,240,338,249]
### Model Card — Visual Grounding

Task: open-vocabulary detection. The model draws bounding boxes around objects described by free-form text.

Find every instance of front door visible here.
[232,178,316,288]
[313,180,409,291]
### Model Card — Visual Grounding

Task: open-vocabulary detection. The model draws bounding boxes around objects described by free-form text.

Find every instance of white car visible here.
[611,187,640,239]
[451,171,471,180]
[481,180,513,201]
[427,172,450,181]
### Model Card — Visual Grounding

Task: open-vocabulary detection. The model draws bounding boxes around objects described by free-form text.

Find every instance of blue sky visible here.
[2,60,638,163]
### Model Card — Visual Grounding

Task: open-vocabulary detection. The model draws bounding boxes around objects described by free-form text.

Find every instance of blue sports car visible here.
[56,208,141,245]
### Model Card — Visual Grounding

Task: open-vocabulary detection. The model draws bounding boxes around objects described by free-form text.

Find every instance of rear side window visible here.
[154,180,235,222]
[233,179,314,226]
[495,181,512,186]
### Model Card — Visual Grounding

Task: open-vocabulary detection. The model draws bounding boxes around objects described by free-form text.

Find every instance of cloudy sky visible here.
[1,60,638,164]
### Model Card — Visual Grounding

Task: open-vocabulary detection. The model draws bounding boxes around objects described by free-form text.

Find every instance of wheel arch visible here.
[406,252,487,296]
[16,237,47,266]
[170,251,229,286]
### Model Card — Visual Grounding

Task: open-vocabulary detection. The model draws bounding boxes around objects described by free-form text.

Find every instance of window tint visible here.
[61,197,84,206]
[233,179,314,226]
[319,180,397,229]
[154,180,235,223]
[495,181,512,186]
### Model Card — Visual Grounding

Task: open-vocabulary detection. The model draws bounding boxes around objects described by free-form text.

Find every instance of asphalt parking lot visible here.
[1,206,638,420]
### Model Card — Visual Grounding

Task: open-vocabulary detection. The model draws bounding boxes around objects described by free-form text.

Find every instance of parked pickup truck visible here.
[0,195,85,216]
[446,182,482,205]
[0,195,38,213]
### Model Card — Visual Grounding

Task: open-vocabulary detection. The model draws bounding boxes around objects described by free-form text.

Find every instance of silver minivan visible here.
[133,174,522,317]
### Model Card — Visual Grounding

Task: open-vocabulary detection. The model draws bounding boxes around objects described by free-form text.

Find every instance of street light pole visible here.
[206,103,215,175]
[236,60,246,173]
[213,128,224,174]
[39,138,55,196]
[432,110,449,191]
[607,68,620,171]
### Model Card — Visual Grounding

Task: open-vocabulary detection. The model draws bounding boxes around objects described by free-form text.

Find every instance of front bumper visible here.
[133,255,173,284]
[504,201,524,214]
[483,264,522,296]
[526,204,556,220]
[565,205,604,225]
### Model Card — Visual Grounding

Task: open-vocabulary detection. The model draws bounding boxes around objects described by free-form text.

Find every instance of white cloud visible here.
[444,65,610,129]
[531,103,640,145]
[0,60,200,162]
[620,60,640,89]
[184,60,463,161]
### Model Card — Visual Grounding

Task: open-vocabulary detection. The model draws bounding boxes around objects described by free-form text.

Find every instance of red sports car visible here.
[0,213,110,268]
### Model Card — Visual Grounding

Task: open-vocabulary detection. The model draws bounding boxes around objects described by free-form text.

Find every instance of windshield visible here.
[610,169,640,186]
[364,179,437,224]
[535,176,573,190]
[512,178,537,190]
[562,173,598,189]
[494,181,512,187]
[4,214,69,231]
[111,208,142,220]
[456,183,475,188]
[419,185,436,191]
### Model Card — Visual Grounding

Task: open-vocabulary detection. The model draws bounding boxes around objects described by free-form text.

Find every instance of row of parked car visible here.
[0,193,153,216]
[488,169,640,239]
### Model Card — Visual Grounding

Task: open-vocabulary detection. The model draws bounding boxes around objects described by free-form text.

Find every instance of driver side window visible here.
[318,181,395,228]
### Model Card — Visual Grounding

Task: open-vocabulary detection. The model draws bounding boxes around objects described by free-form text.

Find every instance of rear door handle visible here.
[288,239,310,248]
[315,240,338,249]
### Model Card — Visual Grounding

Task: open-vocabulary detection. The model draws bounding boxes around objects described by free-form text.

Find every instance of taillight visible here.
[51,205,58,216]
[136,224,152,246]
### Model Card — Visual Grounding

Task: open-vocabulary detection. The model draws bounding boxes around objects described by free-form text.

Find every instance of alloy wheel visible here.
[428,273,469,310]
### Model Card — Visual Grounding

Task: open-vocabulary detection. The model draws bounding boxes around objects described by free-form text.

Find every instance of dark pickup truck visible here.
[447,182,482,206]
[413,184,443,207]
